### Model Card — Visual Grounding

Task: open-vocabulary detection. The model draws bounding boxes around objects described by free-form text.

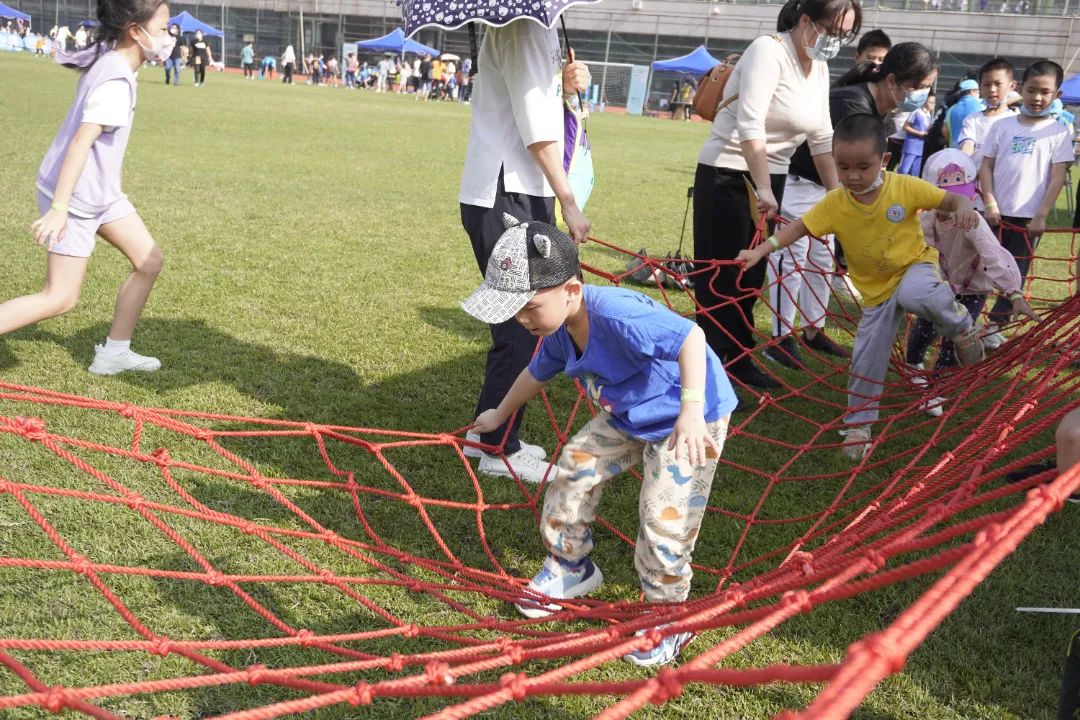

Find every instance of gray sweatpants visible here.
[846,262,972,427]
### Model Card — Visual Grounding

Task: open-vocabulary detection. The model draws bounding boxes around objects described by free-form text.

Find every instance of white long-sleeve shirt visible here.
[697,33,833,174]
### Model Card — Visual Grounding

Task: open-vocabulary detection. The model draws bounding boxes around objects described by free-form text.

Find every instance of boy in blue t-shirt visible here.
[463,213,736,667]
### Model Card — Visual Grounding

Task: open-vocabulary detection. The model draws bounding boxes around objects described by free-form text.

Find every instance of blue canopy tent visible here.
[0,2,30,21]
[651,45,720,76]
[1061,72,1080,105]
[168,11,223,37]
[356,28,438,57]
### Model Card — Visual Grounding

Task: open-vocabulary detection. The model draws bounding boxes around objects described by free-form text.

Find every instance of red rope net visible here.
[1,226,1078,720]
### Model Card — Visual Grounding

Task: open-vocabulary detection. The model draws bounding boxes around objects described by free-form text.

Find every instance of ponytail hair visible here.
[57,0,166,69]
[776,0,863,37]
[834,41,936,89]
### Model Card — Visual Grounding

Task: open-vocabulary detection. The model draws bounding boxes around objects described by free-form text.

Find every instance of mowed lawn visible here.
[1,50,1078,720]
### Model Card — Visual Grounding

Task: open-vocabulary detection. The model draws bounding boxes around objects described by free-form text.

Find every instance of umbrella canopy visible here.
[0,1,30,20]
[399,0,601,36]
[356,27,438,56]
[79,19,100,27]
[1061,72,1080,105]
[168,10,223,37]
[651,46,720,76]
[440,52,460,62]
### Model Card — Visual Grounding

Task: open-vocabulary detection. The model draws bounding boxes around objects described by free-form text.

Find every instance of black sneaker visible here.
[1004,459,1055,484]
[803,329,851,358]
[728,361,782,389]
[763,336,805,371]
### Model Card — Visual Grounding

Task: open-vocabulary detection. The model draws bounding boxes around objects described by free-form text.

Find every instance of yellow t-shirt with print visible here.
[802,172,946,307]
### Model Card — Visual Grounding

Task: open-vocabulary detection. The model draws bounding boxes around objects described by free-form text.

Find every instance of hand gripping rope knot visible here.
[649,668,685,705]
[424,661,454,686]
[13,416,47,441]
[500,672,528,701]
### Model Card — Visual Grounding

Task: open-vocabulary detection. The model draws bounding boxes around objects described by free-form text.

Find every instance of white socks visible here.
[101,337,131,357]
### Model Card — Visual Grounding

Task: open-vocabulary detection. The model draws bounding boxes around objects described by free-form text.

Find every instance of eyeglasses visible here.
[813,21,857,45]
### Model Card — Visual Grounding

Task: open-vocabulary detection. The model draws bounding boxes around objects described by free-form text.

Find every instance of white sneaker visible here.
[906,363,945,417]
[477,448,554,484]
[839,426,871,461]
[88,345,161,376]
[831,273,862,302]
[463,431,547,460]
[980,322,1006,351]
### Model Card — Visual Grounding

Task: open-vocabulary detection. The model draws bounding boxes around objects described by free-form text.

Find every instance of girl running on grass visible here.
[0,0,170,375]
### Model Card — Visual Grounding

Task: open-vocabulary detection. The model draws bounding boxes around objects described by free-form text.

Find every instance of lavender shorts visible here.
[36,191,136,258]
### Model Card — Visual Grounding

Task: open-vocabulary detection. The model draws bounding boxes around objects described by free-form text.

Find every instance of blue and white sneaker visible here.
[514,554,604,619]
[622,625,696,667]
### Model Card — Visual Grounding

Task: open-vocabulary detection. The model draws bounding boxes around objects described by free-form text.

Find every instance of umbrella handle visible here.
[560,14,585,113]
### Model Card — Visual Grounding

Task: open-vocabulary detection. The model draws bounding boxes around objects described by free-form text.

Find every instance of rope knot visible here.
[387,653,405,672]
[295,629,314,646]
[404,492,422,508]
[204,570,225,587]
[863,549,887,573]
[149,636,172,658]
[351,682,373,706]
[14,416,47,441]
[424,661,454,686]
[782,590,813,613]
[402,624,420,638]
[319,568,334,580]
[507,644,524,665]
[127,493,145,510]
[194,428,214,441]
[241,522,257,535]
[303,422,320,435]
[150,448,172,467]
[850,632,906,674]
[499,672,528,700]
[250,475,269,490]
[0,479,8,494]
[246,664,267,685]
[790,551,814,576]
[118,403,137,419]
[69,553,91,576]
[43,685,67,713]
[1030,483,1064,511]
[650,668,684,704]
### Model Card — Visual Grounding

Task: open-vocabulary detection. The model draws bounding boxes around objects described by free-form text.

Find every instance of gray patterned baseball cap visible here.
[461,213,580,324]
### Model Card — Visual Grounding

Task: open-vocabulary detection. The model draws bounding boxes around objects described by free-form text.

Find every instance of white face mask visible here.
[804,22,842,62]
[137,25,176,63]
[850,171,885,195]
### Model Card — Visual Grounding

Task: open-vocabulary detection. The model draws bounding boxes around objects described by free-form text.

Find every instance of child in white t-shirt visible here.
[978,59,1072,347]
[959,57,1017,212]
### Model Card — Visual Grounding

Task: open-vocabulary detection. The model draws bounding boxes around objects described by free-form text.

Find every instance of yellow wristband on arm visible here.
[767,235,780,251]
[680,389,704,404]
[50,201,68,213]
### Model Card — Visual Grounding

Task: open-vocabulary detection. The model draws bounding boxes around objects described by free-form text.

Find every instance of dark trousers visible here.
[283,63,293,83]
[905,293,986,369]
[693,163,785,372]
[886,138,904,171]
[194,62,206,84]
[460,173,555,456]
[988,216,1037,324]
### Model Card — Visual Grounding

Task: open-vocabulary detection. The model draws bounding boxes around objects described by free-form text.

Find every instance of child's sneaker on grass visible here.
[463,432,546,460]
[515,554,604,619]
[840,426,871,461]
[951,326,986,366]
[88,344,161,376]
[478,448,554,484]
[906,363,945,418]
[623,625,696,667]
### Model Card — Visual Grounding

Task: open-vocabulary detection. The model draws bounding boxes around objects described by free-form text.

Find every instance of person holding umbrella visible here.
[408,4,592,483]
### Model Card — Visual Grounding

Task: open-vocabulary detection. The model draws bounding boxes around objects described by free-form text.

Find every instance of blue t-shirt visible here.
[527,285,737,441]
[903,109,929,156]
[241,45,254,64]
[947,95,985,148]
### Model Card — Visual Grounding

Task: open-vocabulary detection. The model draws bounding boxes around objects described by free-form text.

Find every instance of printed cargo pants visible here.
[540,411,730,603]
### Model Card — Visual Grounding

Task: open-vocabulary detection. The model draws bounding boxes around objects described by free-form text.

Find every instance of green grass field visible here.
[1,51,1079,719]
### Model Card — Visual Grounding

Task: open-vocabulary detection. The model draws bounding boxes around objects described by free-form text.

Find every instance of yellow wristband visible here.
[767,235,780,251]
[50,201,68,213]
[680,389,704,403]
[983,200,998,209]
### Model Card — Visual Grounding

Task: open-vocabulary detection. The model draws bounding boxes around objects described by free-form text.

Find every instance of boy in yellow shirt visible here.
[738,113,985,460]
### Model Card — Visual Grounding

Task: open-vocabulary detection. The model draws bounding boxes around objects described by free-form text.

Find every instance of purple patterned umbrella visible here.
[398,0,601,36]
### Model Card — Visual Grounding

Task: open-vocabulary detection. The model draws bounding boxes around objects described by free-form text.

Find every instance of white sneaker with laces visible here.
[478,448,554,484]
[980,322,1006,351]
[907,363,945,418]
[463,431,547,460]
[831,273,862,302]
[514,554,604,619]
[840,426,871,461]
[88,345,161,376]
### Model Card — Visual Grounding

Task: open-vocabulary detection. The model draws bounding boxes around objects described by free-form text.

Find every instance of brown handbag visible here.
[692,53,741,122]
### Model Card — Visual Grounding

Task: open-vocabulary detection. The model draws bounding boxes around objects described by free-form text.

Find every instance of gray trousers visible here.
[846,263,972,427]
